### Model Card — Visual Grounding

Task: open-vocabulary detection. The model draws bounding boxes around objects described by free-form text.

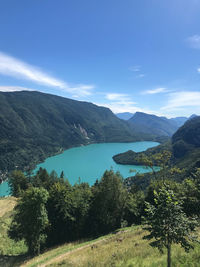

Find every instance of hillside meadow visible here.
[1,197,200,267]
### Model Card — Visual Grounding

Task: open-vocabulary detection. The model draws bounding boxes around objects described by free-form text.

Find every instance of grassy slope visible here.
[22,228,200,267]
[0,197,27,267]
[1,198,200,267]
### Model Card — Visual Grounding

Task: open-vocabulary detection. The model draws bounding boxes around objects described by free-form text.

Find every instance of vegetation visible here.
[0,91,143,173]
[0,197,27,266]
[1,114,200,266]
[144,185,198,267]
[115,116,200,189]
[9,187,49,255]
[5,162,200,255]
[128,112,182,137]
[1,219,200,266]
[113,141,172,166]
[172,116,200,158]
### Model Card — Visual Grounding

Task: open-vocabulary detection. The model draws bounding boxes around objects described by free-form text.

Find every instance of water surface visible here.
[35,141,159,185]
[0,181,10,197]
[0,141,159,197]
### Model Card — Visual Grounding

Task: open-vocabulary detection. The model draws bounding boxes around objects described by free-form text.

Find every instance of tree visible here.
[89,170,127,235]
[47,182,75,245]
[124,185,145,225]
[9,187,49,255]
[72,183,92,239]
[8,170,29,197]
[138,150,172,178]
[144,185,198,267]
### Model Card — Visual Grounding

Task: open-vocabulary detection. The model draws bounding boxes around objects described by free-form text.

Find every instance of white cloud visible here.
[0,86,34,92]
[129,65,141,72]
[105,93,131,101]
[70,84,94,97]
[162,91,200,110]
[95,92,160,114]
[0,52,94,97]
[95,102,139,114]
[100,93,136,113]
[186,35,200,49]
[142,87,168,95]
[197,67,200,73]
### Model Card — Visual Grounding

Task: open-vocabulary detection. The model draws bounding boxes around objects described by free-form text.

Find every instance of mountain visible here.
[0,91,144,172]
[116,112,134,120]
[114,116,200,167]
[128,112,178,137]
[189,114,198,120]
[169,116,188,128]
[172,116,200,159]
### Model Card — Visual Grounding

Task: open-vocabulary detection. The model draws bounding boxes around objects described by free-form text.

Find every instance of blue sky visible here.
[0,0,200,117]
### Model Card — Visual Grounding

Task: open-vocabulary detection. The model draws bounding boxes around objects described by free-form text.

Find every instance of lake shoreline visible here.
[0,141,159,197]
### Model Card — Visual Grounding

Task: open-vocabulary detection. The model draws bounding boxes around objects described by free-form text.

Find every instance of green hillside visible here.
[114,116,200,168]
[0,91,143,172]
[113,141,172,165]
[1,197,200,267]
[172,116,200,158]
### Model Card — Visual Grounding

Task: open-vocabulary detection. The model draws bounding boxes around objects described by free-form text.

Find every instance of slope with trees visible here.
[0,91,144,172]
[128,112,180,137]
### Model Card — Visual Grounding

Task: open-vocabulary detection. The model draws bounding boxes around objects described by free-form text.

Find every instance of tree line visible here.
[7,161,200,267]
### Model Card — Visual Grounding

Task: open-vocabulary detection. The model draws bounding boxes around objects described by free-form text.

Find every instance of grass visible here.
[20,227,200,267]
[1,197,200,267]
[0,197,28,267]
[46,230,200,267]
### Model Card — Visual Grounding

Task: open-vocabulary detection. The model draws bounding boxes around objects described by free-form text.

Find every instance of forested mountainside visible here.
[114,116,200,166]
[172,116,200,158]
[128,112,182,137]
[0,91,144,172]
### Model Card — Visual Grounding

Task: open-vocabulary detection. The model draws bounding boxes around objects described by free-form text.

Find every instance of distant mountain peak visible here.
[116,112,134,120]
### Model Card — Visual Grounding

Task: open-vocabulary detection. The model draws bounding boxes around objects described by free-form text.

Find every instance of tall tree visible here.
[8,170,29,197]
[89,170,127,235]
[46,182,75,245]
[9,187,49,255]
[144,185,198,267]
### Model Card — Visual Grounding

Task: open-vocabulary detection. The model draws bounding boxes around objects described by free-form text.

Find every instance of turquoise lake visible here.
[0,141,159,197]
[0,180,10,197]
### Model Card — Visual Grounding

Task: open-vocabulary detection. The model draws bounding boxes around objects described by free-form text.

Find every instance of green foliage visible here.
[9,187,49,255]
[144,185,198,267]
[46,182,75,245]
[72,183,93,239]
[172,116,200,158]
[0,91,142,172]
[6,165,200,261]
[179,169,200,217]
[124,187,145,225]
[0,197,27,256]
[8,170,29,197]
[89,170,128,235]
[113,141,172,166]
[145,179,181,205]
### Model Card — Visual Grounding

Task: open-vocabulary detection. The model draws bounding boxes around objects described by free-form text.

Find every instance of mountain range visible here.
[113,115,200,172]
[0,91,142,172]
[116,112,197,138]
[0,91,198,173]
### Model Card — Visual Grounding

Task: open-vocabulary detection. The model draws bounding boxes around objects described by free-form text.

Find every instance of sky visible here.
[0,0,200,118]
